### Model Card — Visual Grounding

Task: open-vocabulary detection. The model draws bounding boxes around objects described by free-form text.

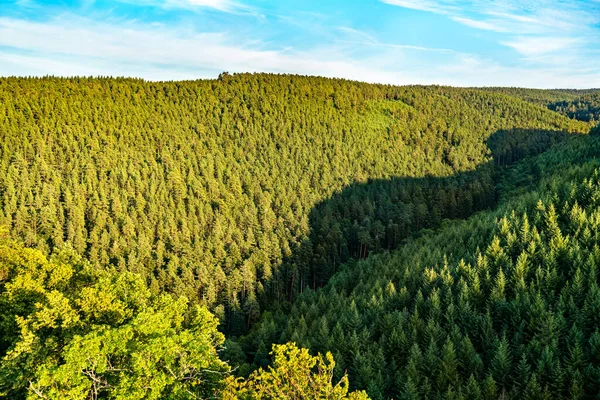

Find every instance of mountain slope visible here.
[0,75,588,333]
[244,132,600,399]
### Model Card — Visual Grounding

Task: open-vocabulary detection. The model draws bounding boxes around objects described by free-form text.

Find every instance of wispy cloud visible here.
[1,1,599,88]
[450,16,506,32]
[0,14,598,88]
[381,0,454,14]
[501,37,583,58]
[117,0,253,14]
[382,0,599,34]
[0,16,409,83]
[336,26,465,56]
[337,27,378,44]
[381,0,600,62]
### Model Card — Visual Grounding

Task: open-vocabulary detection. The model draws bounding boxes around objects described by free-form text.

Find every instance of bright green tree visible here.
[225,342,369,400]
[0,234,229,399]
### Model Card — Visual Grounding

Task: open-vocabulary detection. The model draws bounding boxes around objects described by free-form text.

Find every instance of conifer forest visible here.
[2,74,600,399]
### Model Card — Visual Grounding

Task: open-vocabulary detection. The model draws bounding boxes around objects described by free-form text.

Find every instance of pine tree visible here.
[490,336,512,389]
[464,375,482,400]
[438,338,459,391]
[399,378,420,400]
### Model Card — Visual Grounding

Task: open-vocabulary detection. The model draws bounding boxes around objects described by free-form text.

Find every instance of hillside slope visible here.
[0,75,588,333]
[244,132,600,399]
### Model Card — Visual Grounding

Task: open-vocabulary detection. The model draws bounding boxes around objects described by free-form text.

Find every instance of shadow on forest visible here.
[261,128,572,312]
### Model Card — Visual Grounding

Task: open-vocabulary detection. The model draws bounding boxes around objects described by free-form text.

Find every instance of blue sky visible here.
[0,0,599,87]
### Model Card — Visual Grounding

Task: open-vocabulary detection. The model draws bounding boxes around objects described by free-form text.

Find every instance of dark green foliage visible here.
[484,87,600,122]
[548,93,600,122]
[244,134,600,399]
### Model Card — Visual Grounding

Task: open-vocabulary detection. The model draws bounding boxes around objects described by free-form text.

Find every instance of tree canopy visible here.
[0,230,367,399]
[242,132,600,399]
[0,75,591,334]
[2,74,600,399]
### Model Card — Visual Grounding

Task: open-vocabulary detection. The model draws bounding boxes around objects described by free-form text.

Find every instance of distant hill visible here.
[483,87,600,122]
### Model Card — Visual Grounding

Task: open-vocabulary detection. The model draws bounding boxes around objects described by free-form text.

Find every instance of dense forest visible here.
[0,229,370,399]
[1,74,600,399]
[485,88,600,122]
[244,133,600,399]
[0,75,589,333]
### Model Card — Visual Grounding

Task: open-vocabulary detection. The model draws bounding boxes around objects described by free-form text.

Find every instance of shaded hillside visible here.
[547,93,600,122]
[0,75,587,332]
[2,74,600,399]
[284,129,570,296]
[243,132,600,399]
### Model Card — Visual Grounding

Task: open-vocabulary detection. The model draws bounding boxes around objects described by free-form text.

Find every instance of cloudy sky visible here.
[1,0,599,87]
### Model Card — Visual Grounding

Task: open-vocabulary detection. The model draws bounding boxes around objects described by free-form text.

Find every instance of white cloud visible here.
[117,0,251,14]
[381,0,600,65]
[450,16,506,32]
[484,11,538,25]
[337,39,463,56]
[381,0,599,35]
[0,16,414,83]
[0,52,199,81]
[338,27,378,44]
[1,15,598,88]
[501,37,582,58]
[380,0,454,14]
[439,55,600,88]
[185,0,234,8]
[336,26,464,55]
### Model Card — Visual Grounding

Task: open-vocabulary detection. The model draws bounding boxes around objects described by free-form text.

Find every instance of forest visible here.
[1,74,600,399]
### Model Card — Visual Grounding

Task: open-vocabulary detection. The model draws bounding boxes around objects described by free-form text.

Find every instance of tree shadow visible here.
[270,128,572,305]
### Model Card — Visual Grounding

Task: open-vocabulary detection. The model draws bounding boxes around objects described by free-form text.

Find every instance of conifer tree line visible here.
[2,123,600,399]
[485,88,600,122]
[547,93,600,123]
[0,75,592,333]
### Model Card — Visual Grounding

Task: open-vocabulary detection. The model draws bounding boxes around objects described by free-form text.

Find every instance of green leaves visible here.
[0,232,369,399]
[225,342,369,400]
[29,302,228,400]
[0,235,228,399]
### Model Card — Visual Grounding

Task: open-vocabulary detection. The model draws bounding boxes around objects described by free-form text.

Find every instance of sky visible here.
[0,0,599,87]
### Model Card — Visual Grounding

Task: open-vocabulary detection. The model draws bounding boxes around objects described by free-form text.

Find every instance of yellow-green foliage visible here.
[0,235,228,399]
[0,231,366,399]
[224,342,369,400]
[0,75,589,333]
[2,75,599,399]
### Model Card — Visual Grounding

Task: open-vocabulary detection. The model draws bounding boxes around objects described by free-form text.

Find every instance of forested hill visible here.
[483,88,600,122]
[1,74,600,399]
[0,75,589,335]
[243,128,600,400]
